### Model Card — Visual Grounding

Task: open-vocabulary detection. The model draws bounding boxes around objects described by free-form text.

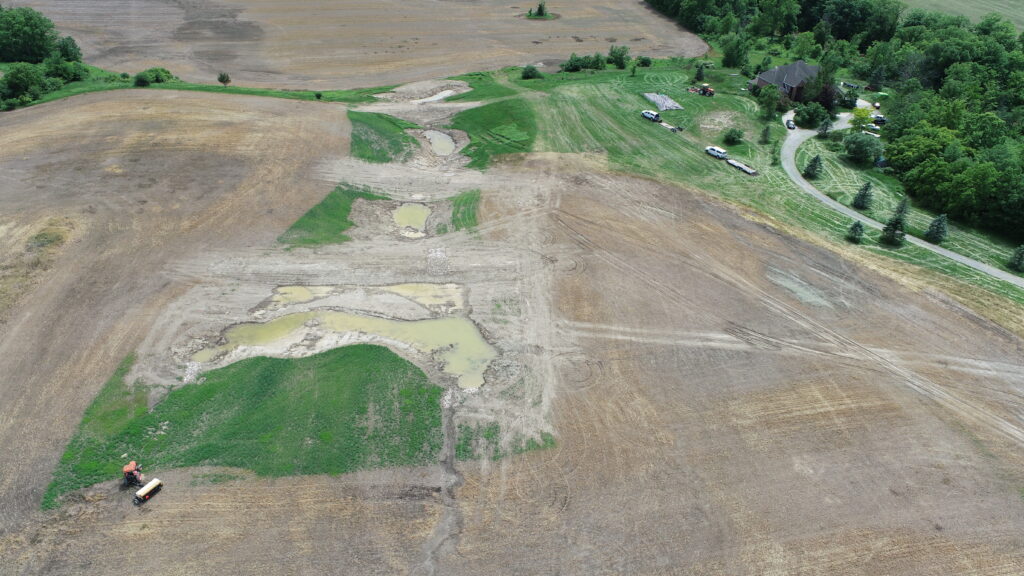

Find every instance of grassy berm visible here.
[43,345,443,509]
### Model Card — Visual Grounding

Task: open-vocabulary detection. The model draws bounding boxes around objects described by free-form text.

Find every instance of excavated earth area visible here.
[5,0,708,88]
[2,87,1024,575]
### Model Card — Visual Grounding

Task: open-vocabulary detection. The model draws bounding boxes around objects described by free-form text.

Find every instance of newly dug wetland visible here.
[3,1,1024,575]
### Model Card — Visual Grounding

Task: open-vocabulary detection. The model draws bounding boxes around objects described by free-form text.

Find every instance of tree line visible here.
[0,5,86,109]
[645,0,1024,242]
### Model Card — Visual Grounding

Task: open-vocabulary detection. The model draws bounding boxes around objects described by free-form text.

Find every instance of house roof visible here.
[755,60,819,88]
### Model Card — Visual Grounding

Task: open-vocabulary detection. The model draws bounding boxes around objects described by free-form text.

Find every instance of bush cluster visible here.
[133,67,173,87]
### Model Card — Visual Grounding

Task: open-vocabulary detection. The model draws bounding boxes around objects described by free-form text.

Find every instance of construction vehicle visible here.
[122,461,144,489]
[699,83,715,97]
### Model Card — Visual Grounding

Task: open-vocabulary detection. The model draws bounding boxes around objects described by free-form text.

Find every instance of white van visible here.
[641,110,662,122]
[705,146,728,159]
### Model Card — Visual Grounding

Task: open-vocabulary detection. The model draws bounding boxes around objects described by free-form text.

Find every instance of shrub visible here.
[44,54,86,82]
[723,128,744,145]
[925,214,948,244]
[637,56,652,67]
[56,36,82,62]
[608,45,631,70]
[793,102,829,128]
[1010,245,1024,272]
[315,92,323,100]
[843,132,884,165]
[134,67,173,87]
[851,182,873,210]
[0,62,46,100]
[217,72,231,87]
[803,154,823,179]
[521,65,543,80]
[846,221,864,244]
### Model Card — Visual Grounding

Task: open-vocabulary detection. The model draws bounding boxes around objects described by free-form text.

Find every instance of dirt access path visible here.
[6,0,708,88]
[780,108,1024,291]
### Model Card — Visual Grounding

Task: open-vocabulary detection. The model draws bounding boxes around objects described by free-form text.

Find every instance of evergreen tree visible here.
[535,2,546,17]
[925,214,948,244]
[759,125,771,144]
[894,196,909,220]
[880,201,908,246]
[803,154,822,179]
[217,72,231,87]
[817,118,832,139]
[846,220,864,244]
[1009,245,1024,272]
[851,182,873,210]
[694,63,705,82]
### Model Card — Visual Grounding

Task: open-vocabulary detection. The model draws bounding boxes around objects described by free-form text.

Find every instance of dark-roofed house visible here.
[751,60,819,100]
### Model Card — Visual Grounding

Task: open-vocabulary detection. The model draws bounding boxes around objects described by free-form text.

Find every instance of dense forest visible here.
[647,0,1024,240]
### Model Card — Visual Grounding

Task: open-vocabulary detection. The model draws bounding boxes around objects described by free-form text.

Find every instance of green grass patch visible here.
[451,190,481,231]
[447,71,519,102]
[146,81,387,104]
[348,110,421,163]
[42,355,147,509]
[449,98,536,168]
[278,184,388,247]
[455,422,555,461]
[44,345,443,509]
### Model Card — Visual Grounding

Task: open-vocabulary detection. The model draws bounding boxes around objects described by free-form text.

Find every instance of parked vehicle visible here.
[786,119,796,130]
[865,123,881,132]
[705,146,728,159]
[641,110,662,122]
[871,114,887,125]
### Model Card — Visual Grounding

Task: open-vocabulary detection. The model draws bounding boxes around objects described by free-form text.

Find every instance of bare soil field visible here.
[0,90,350,534]
[5,0,708,89]
[2,78,1024,573]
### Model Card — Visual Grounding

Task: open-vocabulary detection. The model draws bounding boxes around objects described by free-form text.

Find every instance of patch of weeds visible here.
[348,110,421,163]
[278,184,388,246]
[455,422,554,461]
[435,223,449,235]
[449,98,536,168]
[44,345,443,509]
[451,190,481,231]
